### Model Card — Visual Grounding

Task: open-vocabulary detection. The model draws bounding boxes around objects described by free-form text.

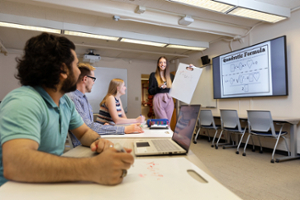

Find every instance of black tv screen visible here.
[212,36,288,99]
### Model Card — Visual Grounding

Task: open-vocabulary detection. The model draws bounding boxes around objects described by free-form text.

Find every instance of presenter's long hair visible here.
[155,56,172,88]
[100,78,124,106]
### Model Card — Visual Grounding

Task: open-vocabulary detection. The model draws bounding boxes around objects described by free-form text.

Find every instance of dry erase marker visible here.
[114,143,126,153]
[114,143,134,167]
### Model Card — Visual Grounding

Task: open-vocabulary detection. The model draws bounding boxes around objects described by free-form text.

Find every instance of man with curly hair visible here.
[0,33,133,186]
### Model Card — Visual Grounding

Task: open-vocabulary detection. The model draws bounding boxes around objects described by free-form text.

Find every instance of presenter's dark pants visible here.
[153,93,174,124]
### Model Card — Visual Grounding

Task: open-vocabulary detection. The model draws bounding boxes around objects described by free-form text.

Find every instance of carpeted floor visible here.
[191,137,300,200]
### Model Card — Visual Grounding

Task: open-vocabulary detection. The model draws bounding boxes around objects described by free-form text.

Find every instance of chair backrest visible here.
[199,110,216,128]
[68,130,81,148]
[220,109,242,131]
[247,110,275,135]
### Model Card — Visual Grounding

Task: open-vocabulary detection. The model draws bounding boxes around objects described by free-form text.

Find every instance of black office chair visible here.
[244,110,290,163]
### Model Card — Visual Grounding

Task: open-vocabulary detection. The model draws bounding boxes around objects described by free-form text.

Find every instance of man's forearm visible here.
[79,128,100,147]
[4,148,93,183]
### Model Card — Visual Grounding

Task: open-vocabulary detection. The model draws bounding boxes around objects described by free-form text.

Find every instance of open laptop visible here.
[134,105,200,156]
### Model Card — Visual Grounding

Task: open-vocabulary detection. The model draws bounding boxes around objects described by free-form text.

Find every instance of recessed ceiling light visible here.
[228,7,287,23]
[64,31,119,41]
[0,22,61,34]
[167,44,206,51]
[120,38,167,47]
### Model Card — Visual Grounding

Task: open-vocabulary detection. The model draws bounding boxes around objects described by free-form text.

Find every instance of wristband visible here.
[93,136,101,143]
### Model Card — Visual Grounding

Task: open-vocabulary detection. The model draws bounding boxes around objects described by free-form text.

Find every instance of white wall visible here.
[0,52,177,118]
[0,53,20,99]
[92,57,161,118]
[179,10,300,153]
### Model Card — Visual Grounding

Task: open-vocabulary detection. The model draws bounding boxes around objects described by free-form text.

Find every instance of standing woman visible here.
[97,78,145,125]
[148,56,174,123]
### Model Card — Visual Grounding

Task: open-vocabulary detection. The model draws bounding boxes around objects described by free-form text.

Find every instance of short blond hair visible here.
[78,62,95,71]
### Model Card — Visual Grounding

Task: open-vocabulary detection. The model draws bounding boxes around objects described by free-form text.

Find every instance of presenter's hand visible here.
[90,138,114,153]
[124,123,144,134]
[90,147,134,185]
[160,83,167,89]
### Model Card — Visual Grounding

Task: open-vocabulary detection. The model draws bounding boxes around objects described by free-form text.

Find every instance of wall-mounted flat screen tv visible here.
[212,35,288,99]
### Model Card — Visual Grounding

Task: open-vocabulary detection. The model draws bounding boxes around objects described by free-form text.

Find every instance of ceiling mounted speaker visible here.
[201,55,210,65]
[178,15,194,26]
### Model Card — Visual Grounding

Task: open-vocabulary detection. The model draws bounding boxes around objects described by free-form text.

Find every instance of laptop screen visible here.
[172,105,201,151]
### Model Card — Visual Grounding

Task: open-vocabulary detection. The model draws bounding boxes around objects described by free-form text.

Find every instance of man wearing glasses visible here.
[68,63,143,147]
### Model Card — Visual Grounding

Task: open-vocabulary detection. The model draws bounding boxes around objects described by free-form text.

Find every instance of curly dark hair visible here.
[15,32,75,90]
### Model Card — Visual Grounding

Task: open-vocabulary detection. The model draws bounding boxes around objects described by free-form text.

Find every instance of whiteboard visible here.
[84,67,127,113]
[170,63,203,104]
[170,63,216,107]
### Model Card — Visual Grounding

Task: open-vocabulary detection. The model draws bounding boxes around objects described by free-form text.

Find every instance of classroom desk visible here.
[213,114,300,162]
[0,139,241,200]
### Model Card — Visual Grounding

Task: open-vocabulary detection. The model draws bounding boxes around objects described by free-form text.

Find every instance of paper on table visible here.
[170,63,203,104]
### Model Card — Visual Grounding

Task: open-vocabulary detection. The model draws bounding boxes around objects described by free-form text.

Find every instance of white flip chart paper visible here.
[170,63,203,104]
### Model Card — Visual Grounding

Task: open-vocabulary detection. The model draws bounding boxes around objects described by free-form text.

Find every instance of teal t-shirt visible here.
[0,86,84,186]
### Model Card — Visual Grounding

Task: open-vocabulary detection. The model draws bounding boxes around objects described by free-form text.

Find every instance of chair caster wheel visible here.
[211,145,214,148]
[236,151,239,154]
[275,159,280,163]
[252,149,255,152]
[208,139,211,142]
[259,150,263,154]
[271,159,275,163]
[242,153,246,156]
[215,146,218,149]
[193,141,197,144]
[223,146,225,149]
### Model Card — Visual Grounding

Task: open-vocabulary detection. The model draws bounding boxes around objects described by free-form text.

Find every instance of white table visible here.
[0,139,241,200]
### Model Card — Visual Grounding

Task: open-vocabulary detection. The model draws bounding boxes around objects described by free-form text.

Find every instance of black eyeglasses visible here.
[86,75,96,82]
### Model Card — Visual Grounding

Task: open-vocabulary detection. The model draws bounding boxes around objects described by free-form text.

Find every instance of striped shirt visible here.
[97,97,122,124]
[68,90,125,147]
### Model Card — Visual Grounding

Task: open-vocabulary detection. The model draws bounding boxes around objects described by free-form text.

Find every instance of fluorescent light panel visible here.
[64,30,119,41]
[0,22,61,34]
[0,22,205,51]
[228,7,287,23]
[168,0,234,13]
[167,44,206,51]
[120,38,167,47]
